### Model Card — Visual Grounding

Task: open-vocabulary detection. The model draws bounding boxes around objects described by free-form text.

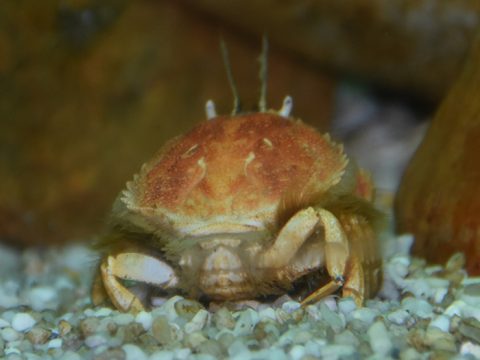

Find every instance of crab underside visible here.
[93,206,381,312]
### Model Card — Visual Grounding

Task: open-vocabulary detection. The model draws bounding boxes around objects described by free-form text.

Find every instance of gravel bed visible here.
[1,233,480,360]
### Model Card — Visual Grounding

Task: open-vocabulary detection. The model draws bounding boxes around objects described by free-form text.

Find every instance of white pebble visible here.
[11,313,36,332]
[459,303,480,322]
[47,338,63,349]
[367,321,392,356]
[433,287,448,304]
[338,298,357,317]
[149,350,174,360]
[153,295,183,322]
[258,307,276,322]
[85,334,107,348]
[27,286,58,311]
[123,344,148,360]
[321,296,338,311]
[4,347,21,355]
[94,307,113,317]
[460,341,480,358]
[351,308,379,325]
[390,256,410,278]
[185,309,209,334]
[305,305,321,321]
[233,309,259,336]
[136,311,153,331]
[23,352,45,360]
[401,297,433,319]
[320,344,355,359]
[251,347,288,360]
[1,327,20,341]
[387,309,410,325]
[289,344,305,360]
[319,303,345,332]
[173,348,191,359]
[428,315,450,332]
[304,339,327,357]
[113,313,134,326]
[0,318,10,328]
[281,301,301,314]
[60,350,83,360]
[445,300,465,317]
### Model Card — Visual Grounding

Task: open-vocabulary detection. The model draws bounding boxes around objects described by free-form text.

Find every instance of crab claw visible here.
[95,251,178,312]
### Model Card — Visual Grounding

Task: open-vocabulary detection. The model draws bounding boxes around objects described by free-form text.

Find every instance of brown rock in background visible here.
[0,0,333,246]
[395,32,480,275]
[185,0,480,102]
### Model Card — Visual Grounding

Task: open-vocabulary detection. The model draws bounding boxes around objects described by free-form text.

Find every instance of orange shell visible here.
[127,113,347,224]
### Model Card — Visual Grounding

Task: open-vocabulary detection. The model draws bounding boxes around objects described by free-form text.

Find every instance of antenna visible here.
[220,38,241,115]
[258,35,268,112]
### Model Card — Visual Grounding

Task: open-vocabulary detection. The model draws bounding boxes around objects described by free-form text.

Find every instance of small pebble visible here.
[122,344,147,360]
[113,313,134,326]
[183,331,207,349]
[319,302,345,333]
[58,319,72,336]
[338,298,357,317]
[185,309,209,334]
[289,344,305,360]
[350,307,379,325]
[282,301,301,314]
[367,321,393,356]
[424,327,456,353]
[213,307,235,329]
[60,350,83,360]
[0,318,10,328]
[173,348,191,359]
[458,318,480,344]
[80,317,100,337]
[334,329,360,347]
[26,327,50,345]
[135,311,152,331]
[428,315,450,332]
[401,297,433,319]
[152,316,173,345]
[11,313,36,332]
[233,309,259,336]
[175,299,204,321]
[387,309,410,325]
[460,341,480,358]
[85,334,108,348]
[1,327,20,342]
[149,350,174,360]
[27,286,58,311]
[320,344,355,359]
[47,338,63,349]
[197,339,224,358]
[94,307,113,317]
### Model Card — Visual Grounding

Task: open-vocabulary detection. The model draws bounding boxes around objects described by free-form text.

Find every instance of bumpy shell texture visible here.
[119,113,348,236]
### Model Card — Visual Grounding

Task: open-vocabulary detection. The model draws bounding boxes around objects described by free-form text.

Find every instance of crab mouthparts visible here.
[198,246,252,298]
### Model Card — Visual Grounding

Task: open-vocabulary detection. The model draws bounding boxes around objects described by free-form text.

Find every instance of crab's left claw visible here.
[93,251,178,312]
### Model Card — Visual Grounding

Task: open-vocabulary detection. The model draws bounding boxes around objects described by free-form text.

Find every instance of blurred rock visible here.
[0,1,333,246]
[396,30,480,275]
[184,0,480,101]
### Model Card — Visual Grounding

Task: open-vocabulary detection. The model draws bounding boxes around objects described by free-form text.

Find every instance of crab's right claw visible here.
[94,251,178,312]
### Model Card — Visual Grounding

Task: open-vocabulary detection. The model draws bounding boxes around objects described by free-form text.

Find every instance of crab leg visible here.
[299,208,355,305]
[98,251,178,312]
[258,207,320,268]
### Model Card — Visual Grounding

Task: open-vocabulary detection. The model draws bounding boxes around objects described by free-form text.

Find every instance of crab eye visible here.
[205,100,217,120]
[278,96,293,118]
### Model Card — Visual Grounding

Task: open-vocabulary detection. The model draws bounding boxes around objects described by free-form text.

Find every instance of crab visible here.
[92,96,383,312]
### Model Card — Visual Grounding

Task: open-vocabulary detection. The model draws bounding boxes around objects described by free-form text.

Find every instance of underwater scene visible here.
[1,1,480,359]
